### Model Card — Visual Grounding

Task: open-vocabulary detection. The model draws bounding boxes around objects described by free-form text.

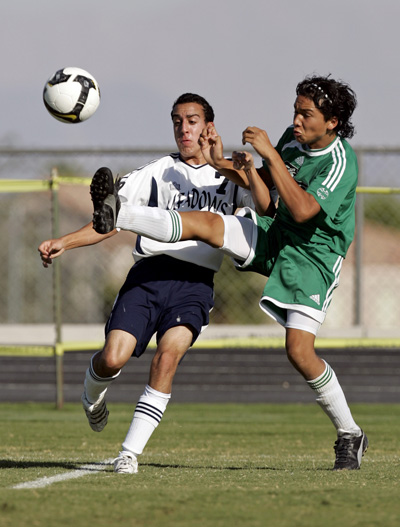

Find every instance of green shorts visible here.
[234,209,344,326]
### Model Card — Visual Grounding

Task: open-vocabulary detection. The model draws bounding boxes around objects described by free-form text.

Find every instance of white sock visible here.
[83,353,121,404]
[116,205,182,242]
[307,360,361,436]
[122,384,171,457]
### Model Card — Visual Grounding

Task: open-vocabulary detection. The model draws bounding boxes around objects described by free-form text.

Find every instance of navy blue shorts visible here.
[105,255,215,357]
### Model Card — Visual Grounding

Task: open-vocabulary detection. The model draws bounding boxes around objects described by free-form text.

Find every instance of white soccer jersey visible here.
[118,153,254,271]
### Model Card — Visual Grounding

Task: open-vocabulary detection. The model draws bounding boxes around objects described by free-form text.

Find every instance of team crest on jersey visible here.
[172,181,181,191]
[317,187,329,200]
[295,156,304,167]
[285,162,299,178]
[286,161,307,190]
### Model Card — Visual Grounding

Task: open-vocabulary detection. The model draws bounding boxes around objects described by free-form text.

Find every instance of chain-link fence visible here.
[0,147,399,335]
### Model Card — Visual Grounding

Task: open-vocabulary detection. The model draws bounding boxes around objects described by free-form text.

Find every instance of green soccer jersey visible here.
[263,126,358,257]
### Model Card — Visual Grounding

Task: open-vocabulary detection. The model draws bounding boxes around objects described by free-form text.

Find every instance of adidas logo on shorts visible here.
[310,294,320,305]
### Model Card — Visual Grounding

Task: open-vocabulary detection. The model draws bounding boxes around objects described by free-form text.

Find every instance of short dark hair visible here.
[171,93,215,123]
[296,75,357,139]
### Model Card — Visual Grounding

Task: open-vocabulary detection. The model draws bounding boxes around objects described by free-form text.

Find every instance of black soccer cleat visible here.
[90,167,121,234]
[333,430,369,470]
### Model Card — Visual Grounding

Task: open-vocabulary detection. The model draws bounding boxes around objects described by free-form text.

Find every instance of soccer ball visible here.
[43,67,101,123]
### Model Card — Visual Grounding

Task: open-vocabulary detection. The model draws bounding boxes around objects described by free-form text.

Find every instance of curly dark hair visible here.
[171,93,214,123]
[296,75,357,139]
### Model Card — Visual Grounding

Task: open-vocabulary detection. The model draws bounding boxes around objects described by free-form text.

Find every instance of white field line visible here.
[12,459,114,489]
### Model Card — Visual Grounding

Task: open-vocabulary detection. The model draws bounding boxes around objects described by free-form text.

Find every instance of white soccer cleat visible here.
[81,392,109,432]
[113,451,138,474]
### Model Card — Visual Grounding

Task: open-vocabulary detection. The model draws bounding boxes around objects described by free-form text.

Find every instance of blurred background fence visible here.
[0,147,399,340]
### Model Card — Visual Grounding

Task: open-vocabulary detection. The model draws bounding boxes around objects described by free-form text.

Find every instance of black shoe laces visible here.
[334,436,355,462]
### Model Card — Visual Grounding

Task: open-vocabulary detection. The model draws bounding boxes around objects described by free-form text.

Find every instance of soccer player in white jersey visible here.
[38,93,257,474]
[92,76,368,470]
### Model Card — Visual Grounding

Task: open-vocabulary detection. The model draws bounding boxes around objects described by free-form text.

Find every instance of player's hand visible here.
[38,239,65,268]
[199,123,225,168]
[232,151,255,171]
[242,126,272,158]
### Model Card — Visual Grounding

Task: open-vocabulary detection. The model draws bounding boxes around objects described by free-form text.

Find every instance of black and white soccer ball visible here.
[43,67,101,123]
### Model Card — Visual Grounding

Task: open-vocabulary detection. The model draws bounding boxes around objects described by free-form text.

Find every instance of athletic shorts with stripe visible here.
[222,207,343,327]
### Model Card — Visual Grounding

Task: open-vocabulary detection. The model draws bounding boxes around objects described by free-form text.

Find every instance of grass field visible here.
[1,402,399,527]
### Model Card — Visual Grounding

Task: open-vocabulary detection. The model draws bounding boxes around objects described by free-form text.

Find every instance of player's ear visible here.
[327,116,338,131]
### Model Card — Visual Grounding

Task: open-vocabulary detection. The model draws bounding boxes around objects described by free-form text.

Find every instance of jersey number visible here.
[215,172,228,195]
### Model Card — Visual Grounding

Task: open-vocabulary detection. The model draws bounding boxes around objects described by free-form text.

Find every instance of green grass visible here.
[0,403,399,527]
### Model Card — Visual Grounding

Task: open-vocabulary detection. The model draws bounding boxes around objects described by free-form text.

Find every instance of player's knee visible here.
[285,339,320,379]
[201,212,225,247]
[285,343,303,368]
[95,345,133,375]
[96,330,136,373]
[285,337,312,368]
[93,351,121,376]
[285,328,317,367]
[181,211,223,247]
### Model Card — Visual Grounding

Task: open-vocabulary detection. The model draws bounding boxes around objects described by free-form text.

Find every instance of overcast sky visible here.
[1,0,399,150]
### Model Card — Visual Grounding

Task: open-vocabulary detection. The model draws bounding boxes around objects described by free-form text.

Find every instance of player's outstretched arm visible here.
[199,124,250,189]
[38,222,117,268]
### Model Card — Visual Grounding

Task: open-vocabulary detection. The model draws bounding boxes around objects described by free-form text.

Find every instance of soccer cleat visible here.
[113,451,138,474]
[90,167,121,234]
[333,430,369,470]
[81,392,109,432]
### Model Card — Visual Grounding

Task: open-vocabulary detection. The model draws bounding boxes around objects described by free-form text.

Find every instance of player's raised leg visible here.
[118,205,225,248]
[90,168,252,255]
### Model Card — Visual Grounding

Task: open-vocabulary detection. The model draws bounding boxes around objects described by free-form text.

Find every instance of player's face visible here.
[293,96,338,149]
[172,103,208,164]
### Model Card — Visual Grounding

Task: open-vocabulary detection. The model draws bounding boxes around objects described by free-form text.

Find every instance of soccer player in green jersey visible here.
[90,75,368,470]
